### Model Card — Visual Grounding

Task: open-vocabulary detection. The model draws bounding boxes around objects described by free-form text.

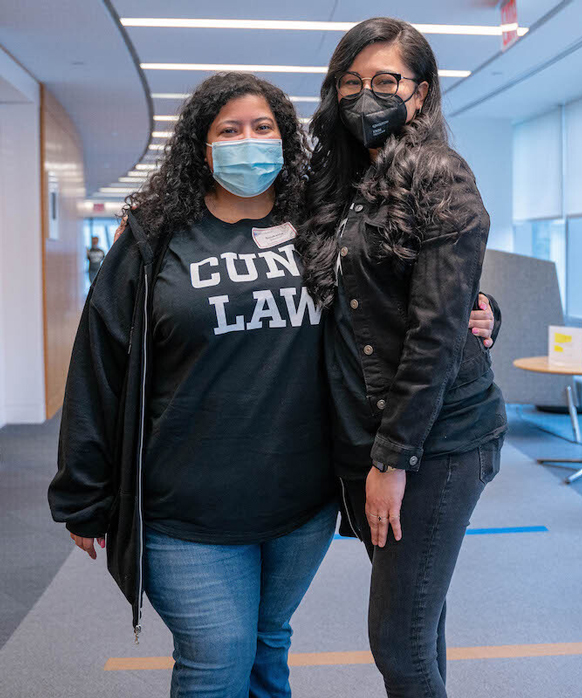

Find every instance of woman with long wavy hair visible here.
[297,17,507,697]
[49,72,339,698]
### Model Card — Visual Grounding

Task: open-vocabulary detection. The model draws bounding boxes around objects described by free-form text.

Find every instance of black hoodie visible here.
[49,212,158,640]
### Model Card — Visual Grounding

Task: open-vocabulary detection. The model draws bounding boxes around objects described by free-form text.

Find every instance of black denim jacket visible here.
[334,153,507,472]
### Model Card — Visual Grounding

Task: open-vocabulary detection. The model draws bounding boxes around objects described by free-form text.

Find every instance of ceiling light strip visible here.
[152,92,190,99]
[142,63,470,78]
[153,93,320,103]
[122,18,529,36]
[142,63,328,73]
[290,96,320,103]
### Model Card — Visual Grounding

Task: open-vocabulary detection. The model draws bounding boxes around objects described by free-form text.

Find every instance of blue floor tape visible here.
[334,525,548,540]
[465,525,549,535]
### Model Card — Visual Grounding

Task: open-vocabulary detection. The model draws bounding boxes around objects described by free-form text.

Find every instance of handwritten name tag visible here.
[252,222,297,249]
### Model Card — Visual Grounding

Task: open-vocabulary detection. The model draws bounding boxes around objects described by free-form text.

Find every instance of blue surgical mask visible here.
[207,138,284,198]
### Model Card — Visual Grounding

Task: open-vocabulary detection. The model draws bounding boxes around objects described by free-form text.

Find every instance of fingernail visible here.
[472,328,479,334]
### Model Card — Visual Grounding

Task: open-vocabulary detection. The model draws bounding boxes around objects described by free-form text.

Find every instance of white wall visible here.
[0,47,45,427]
[448,117,514,252]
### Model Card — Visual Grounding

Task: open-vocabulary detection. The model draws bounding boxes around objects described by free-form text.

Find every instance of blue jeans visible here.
[144,500,338,698]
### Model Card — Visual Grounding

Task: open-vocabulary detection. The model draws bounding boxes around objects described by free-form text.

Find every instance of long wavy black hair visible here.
[123,72,309,242]
[297,17,467,307]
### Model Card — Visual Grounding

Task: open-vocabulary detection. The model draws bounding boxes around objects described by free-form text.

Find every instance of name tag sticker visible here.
[252,222,297,249]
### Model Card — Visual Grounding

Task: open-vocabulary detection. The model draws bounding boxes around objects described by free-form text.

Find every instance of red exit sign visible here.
[501,0,519,51]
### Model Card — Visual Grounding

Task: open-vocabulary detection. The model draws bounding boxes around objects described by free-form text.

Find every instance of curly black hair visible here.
[296,17,472,308]
[123,72,310,242]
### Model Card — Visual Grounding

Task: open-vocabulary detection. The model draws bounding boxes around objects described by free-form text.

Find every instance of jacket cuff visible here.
[371,435,423,472]
[66,521,108,538]
[486,294,502,345]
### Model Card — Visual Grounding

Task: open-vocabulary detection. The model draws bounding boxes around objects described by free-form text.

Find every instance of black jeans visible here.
[341,439,501,698]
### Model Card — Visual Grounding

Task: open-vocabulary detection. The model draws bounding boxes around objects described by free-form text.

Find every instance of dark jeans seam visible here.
[410,457,453,698]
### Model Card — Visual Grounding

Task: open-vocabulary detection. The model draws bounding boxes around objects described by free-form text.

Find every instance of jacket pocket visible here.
[478,438,502,485]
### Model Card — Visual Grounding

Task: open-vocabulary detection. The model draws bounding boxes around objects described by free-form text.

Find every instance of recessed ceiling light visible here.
[135,164,158,170]
[152,130,173,138]
[99,187,136,194]
[148,144,166,150]
[119,177,148,182]
[122,18,529,36]
[154,115,179,121]
[142,63,470,78]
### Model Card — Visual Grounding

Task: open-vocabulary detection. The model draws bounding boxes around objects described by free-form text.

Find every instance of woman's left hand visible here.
[365,466,407,547]
[469,293,494,349]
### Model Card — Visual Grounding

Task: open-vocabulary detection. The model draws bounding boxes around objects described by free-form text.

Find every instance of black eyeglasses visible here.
[336,71,419,100]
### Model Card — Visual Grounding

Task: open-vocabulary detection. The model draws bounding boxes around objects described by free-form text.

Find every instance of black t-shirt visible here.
[143,210,335,543]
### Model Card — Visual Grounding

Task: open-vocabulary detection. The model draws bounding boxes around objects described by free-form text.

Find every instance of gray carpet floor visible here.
[0,416,71,649]
[1,410,582,697]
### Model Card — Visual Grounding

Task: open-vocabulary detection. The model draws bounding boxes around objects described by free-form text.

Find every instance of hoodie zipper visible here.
[134,271,149,643]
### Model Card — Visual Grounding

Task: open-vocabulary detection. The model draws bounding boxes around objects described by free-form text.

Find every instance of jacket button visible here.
[363,345,374,356]
[350,299,359,309]
[354,204,364,212]
[340,246,349,257]
[409,456,418,466]
[377,399,386,410]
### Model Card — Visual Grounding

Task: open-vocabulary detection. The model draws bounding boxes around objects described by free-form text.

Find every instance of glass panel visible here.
[567,217,582,318]
[82,218,118,294]
[513,221,533,256]
[513,219,566,309]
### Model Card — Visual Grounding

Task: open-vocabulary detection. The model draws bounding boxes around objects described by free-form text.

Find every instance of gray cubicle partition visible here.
[480,249,578,407]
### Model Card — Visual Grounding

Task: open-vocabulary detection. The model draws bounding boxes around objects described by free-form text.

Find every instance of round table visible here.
[513,356,582,484]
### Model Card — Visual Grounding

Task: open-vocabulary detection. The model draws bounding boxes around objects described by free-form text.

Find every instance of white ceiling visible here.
[445,0,582,120]
[1,0,581,197]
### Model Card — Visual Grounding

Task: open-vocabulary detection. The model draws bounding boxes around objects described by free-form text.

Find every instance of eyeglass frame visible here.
[335,71,420,100]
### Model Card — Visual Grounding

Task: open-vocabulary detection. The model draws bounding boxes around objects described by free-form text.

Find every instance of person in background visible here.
[297,16,507,698]
[86,235,105,284]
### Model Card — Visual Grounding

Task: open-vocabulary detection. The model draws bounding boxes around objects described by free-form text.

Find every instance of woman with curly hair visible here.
[48,72,339,698]
[296,17,507,697]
